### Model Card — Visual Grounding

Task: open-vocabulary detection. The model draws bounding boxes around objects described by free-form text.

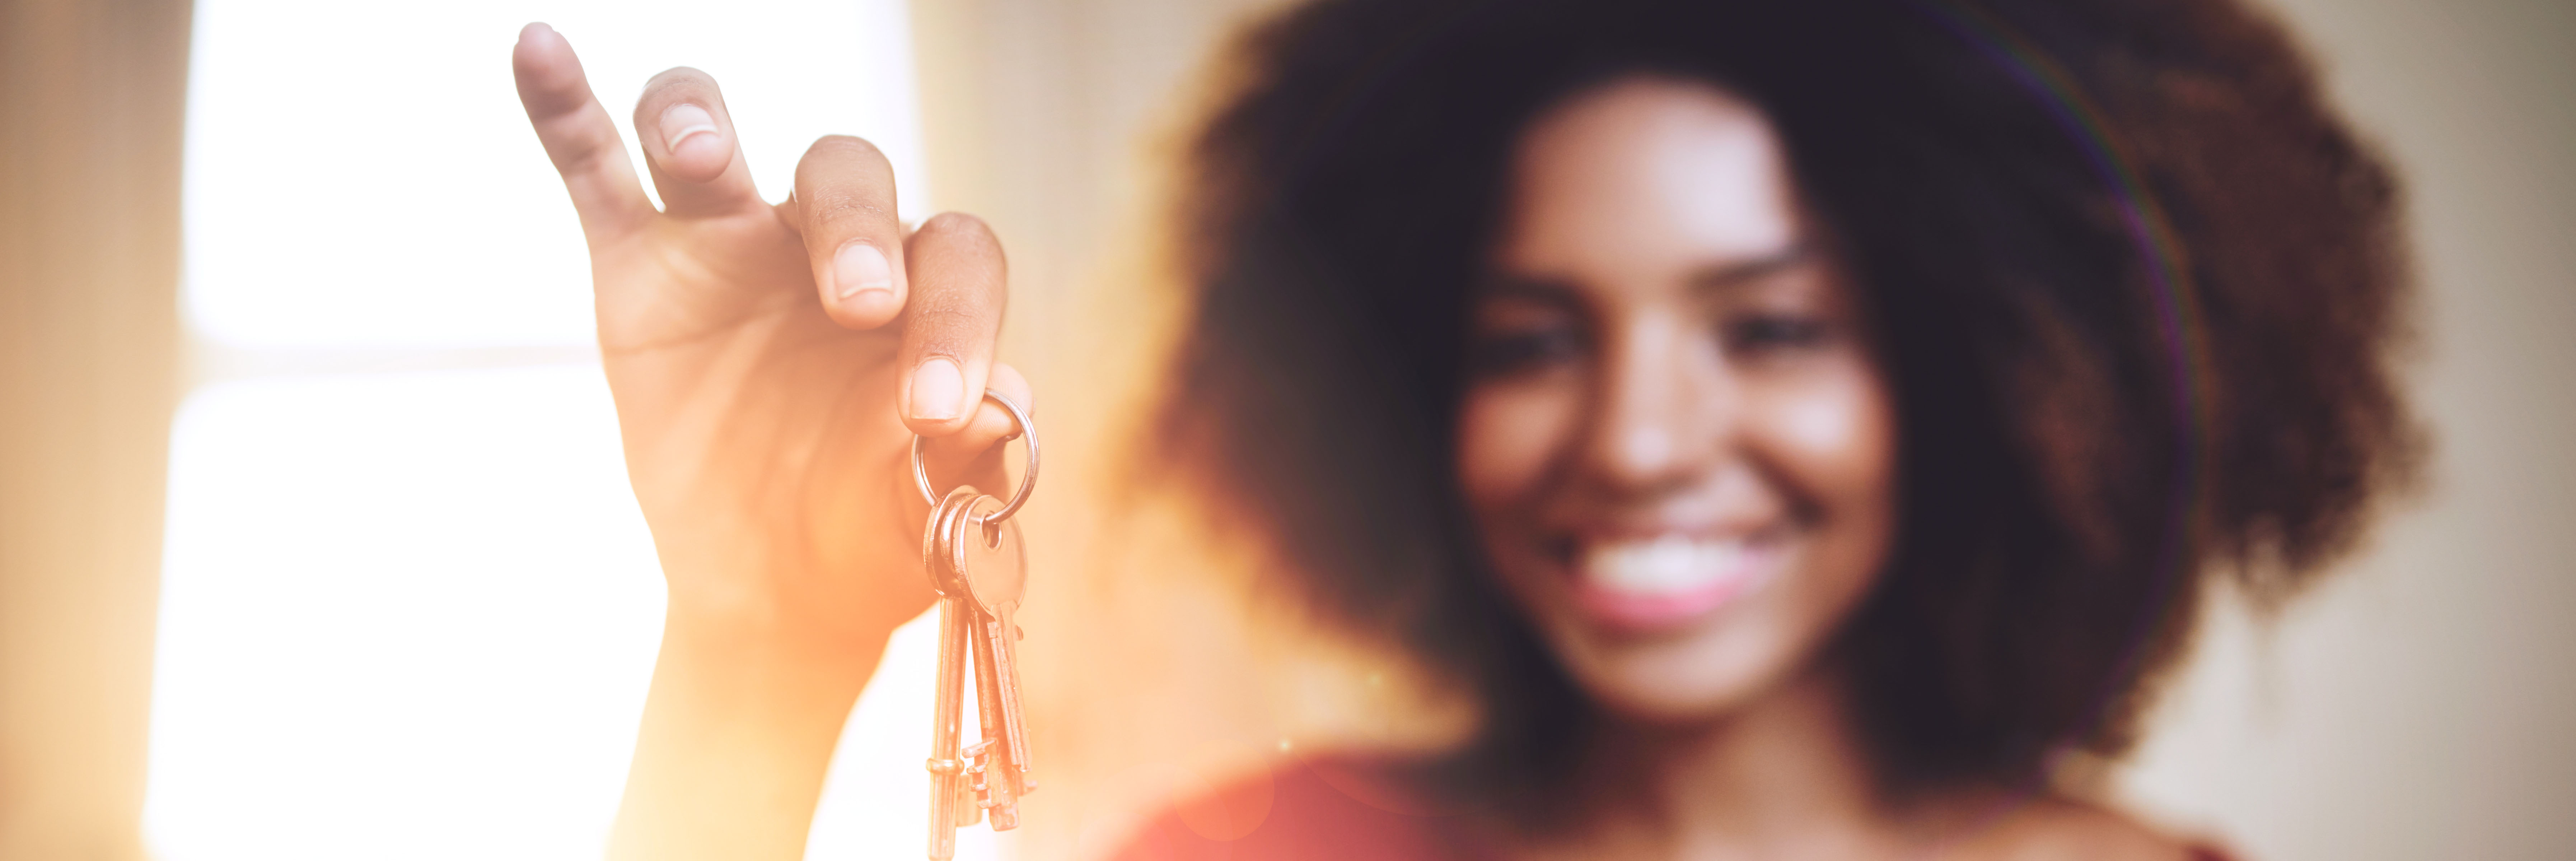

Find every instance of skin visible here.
[1457,79,2189,860]
[513,23,1023,861]
[515,24,2189,860]
[1461,77,1899,727]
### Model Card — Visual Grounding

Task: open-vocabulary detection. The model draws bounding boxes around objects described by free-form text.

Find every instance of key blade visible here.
[968,602,1022,830]
[925,596,974,859]
[990,604,1034,788]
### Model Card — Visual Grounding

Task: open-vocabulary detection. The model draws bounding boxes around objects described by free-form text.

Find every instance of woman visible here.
[510,0,2412,857]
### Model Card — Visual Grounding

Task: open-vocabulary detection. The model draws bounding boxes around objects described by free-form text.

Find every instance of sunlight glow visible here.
[149,368,662,860]
[151,1,961,858]
[181,0,929,350]
[146,368,989,861]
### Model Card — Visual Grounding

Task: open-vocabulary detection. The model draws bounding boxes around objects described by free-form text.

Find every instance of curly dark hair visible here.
[1151,0,2417,807]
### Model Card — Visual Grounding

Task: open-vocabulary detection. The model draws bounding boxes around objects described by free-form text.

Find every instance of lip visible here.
[1556,532,1782,632]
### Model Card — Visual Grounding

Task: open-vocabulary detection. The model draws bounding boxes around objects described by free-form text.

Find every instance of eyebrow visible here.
[1479,243,1814,302]
[1687,243,1813,293]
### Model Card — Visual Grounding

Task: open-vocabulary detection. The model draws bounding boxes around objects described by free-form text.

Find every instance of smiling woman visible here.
[1138,0,2416,855]
[1459,79,1901,729]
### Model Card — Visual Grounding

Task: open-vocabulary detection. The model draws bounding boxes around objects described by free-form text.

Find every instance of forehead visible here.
[1496,77,1801,278]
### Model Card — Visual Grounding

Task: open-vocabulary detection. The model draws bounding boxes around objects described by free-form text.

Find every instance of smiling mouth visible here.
[1565,533,1780,630]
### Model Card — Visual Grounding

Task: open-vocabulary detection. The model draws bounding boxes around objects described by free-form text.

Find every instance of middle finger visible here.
[631,67,763,217]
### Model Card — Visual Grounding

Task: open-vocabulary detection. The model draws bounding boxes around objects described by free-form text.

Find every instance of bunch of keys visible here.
[914,391,1038,861]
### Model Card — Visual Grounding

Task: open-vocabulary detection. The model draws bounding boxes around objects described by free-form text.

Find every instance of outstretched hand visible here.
[515,22,1027,653]
[513,22,1028,861]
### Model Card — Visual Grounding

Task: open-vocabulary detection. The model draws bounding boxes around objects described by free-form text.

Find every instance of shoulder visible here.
[1951,797,2233,861]
[1106,755,1473,861]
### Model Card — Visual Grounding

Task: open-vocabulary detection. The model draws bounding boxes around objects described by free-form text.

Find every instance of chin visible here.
[1541,599,1814,724]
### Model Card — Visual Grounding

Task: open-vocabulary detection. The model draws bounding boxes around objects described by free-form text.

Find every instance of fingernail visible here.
[833,241,894,300]
[910,358,965,422]
[659,103,719,153]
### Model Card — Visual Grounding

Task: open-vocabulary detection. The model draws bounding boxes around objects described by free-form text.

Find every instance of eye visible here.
[1468,322,1588,377]
[1722,312,1833,356]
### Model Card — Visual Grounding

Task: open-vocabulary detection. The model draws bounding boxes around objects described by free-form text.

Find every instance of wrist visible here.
[657,598,891,687]
[611,606,883,861]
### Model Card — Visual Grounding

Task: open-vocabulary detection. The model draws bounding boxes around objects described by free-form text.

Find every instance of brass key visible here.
[921,487,982,859]
[945,494,1031,826]
[954,494,1032,804]
[909,391,1039,861]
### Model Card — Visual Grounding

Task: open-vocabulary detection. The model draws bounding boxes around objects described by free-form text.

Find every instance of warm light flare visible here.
[146,0,958,858]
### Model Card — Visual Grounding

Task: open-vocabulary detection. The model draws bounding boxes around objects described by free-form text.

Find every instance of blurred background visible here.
[0,0,2568,859]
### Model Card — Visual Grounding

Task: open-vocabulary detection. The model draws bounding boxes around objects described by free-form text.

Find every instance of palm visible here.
[516,28,1020,654]
[602,210,929,645]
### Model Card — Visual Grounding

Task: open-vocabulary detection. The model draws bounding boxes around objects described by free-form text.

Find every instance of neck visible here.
[1539,667,1921,859]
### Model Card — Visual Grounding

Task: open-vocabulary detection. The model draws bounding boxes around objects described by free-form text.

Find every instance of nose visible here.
[1582,311,1729,494]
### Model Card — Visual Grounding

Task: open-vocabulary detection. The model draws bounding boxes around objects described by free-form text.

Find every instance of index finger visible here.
[513,23,651,243]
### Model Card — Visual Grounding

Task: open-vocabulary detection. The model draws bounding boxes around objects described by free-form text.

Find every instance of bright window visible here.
[146,1,976,858]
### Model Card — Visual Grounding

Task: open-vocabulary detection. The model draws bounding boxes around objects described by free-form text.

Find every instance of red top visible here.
[1110,757,2239,861]
[1109,757,1481,861]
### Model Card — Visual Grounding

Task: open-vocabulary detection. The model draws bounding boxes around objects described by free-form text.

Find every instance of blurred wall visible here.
[2119,0,2576,858]
[0,0,191,858]
[907,1,2576,860]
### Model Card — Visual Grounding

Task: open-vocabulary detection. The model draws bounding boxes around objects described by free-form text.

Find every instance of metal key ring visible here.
[911,390,1038,523]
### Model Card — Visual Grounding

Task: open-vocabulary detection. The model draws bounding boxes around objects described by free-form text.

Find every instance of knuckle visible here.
[803,190,890,232]
[908,305,988,330]
[907,306,1001,354]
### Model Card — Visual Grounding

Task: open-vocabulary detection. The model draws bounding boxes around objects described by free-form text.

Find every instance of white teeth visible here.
[1580,535,1748,595]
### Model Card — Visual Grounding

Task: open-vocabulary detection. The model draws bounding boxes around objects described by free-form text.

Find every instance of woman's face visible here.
[1457,78,1898,723]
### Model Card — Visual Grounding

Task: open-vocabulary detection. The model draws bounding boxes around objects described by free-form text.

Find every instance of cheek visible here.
[1455,379,1582,512]
[1748,363,1899,550]
[1776,376,1894,492]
